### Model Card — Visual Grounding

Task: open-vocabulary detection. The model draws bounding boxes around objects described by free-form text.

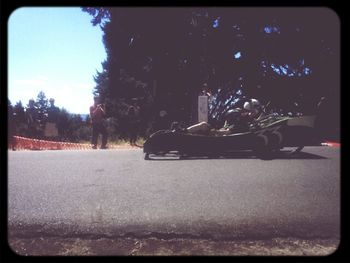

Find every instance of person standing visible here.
[243,98,264,121]
[127,105,140,146]
[200,82,212,97]
[90,96,108,149]
[186,98,263,134]
[197,83,212,123]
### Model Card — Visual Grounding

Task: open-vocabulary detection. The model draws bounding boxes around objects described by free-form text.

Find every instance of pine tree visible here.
[35,91,49,127]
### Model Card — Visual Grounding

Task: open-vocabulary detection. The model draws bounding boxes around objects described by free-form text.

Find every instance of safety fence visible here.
[11,136,94,151]
[9,136,141,151]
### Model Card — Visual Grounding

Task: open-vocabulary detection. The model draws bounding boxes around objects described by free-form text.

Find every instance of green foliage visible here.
[8,8,339,143]
[35,91,49,127]
[9,92,93,143]
[81,7,110,26]
[75,125,92,142]
[82,7,338,140]
[57,109,85,142]
[13,101,26,124]
[104,117,120,141]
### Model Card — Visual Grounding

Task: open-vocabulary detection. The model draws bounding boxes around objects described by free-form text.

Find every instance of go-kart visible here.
[143,114,319,160]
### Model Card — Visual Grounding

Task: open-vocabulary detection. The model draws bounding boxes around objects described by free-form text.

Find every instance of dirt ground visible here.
[8,236,338,256]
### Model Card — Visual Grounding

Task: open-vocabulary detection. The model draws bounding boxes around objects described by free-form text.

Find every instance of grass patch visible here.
[78,137,146,147]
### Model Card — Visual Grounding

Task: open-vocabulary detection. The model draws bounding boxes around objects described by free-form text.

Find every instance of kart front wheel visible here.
[144,153,150,160]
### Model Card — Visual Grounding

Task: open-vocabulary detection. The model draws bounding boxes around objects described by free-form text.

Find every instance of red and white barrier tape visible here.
[10,136,93,150]
[9,136,141,150]
[321,141,341,148]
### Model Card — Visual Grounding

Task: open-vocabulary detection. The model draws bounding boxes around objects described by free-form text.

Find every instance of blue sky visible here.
[8,7,107,114]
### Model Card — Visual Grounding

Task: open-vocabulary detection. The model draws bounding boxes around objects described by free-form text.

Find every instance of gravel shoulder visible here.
[9,236,339,256]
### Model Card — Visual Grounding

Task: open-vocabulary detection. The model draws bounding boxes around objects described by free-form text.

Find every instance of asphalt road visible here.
[7,146,340,255]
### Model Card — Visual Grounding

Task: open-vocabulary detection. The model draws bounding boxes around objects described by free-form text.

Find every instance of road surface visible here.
[7,146,340,255]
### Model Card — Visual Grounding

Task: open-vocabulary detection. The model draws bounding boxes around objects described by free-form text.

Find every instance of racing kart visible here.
[143,114,320,160]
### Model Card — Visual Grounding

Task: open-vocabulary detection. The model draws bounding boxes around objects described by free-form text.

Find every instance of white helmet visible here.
[243,99,261,111]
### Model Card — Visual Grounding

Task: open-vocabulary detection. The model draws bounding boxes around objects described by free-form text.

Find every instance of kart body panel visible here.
[143,115,319,156]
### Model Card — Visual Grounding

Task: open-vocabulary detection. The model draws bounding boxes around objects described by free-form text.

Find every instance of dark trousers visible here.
[91,122,108,147]
[128,122,138,144]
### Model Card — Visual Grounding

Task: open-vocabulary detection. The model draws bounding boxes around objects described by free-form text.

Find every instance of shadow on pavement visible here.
[145,150,327,161]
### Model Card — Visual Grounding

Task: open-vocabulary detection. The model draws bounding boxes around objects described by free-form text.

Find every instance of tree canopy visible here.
[7,8,340,144]
[83,7,339,138]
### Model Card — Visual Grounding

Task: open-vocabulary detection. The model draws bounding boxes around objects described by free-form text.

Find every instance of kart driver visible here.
[186,98,263,135]
[243,98,264,121]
